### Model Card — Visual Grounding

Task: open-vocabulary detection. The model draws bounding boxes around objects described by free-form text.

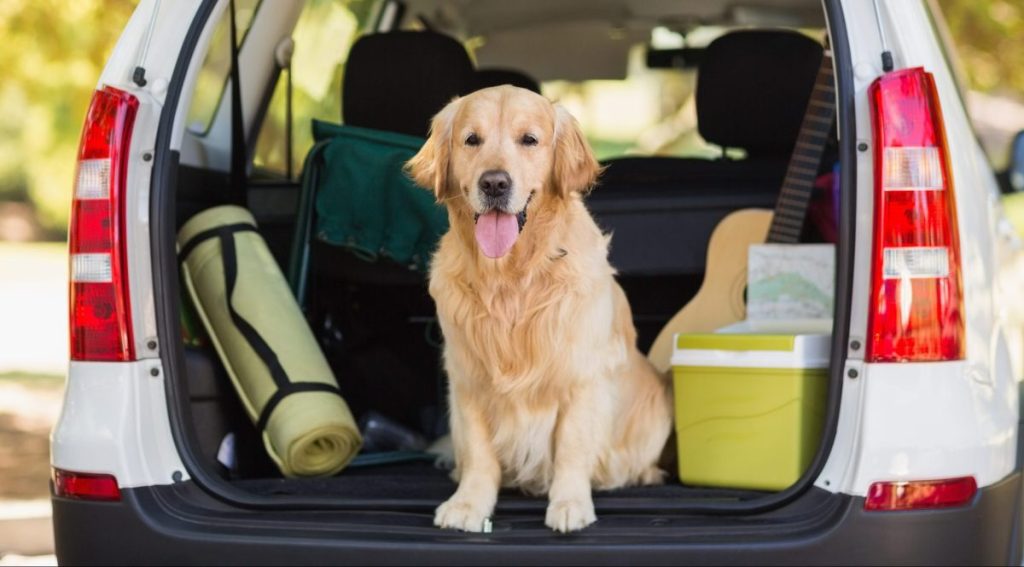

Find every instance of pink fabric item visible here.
[809,171,838,243]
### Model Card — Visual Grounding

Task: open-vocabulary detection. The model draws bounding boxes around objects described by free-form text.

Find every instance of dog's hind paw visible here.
[545,498,596,533]
[427,434,456,471]
[640,466,668,485]
[434,497,492,532]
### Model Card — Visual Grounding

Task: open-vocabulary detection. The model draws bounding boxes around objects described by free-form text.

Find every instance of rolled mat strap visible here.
[178,223,258,266]
[255,382,341,432]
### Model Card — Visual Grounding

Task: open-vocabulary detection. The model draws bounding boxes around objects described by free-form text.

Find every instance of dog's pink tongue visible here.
[474,210,519,258]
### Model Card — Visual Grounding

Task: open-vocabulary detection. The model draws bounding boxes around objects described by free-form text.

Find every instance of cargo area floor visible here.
[234,461,766,512]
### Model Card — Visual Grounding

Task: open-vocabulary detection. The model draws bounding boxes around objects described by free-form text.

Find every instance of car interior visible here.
[172,0,840,509]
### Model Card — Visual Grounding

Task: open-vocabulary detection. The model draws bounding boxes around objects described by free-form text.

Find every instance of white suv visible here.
[51,0,1024,563]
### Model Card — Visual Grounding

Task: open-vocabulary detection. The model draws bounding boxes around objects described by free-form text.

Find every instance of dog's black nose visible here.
[478,170,512,198]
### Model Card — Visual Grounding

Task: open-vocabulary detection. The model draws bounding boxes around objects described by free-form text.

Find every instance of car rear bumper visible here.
[52,471,1021,566]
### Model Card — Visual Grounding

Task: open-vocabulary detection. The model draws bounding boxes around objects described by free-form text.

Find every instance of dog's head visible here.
[406,85,599,259]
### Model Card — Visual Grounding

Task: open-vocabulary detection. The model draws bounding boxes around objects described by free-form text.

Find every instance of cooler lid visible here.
[672,319,832,369]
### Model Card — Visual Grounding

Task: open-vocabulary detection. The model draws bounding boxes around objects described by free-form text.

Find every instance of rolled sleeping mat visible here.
[178,205,361,477]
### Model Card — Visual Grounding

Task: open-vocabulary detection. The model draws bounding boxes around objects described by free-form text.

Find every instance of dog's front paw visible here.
[435,497,491,532]
[545,498,596,533]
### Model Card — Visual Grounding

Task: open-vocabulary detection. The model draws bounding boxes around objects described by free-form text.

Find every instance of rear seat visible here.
[475,67,542,93]
[590,30,825,275]
[341,30,476,137]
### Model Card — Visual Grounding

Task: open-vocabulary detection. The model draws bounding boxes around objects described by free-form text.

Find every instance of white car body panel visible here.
[843,362,1015,494]
[123,96,161,358]
[51,361,188,487]
[99,0,205,104]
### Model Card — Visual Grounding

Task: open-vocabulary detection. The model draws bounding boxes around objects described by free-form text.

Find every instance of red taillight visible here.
[52,468,121,502]
[867,68,964,362]
[69,87,138,361]
[864,476,976,511]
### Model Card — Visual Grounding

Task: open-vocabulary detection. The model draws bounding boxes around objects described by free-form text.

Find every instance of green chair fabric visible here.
[288,120,448,301]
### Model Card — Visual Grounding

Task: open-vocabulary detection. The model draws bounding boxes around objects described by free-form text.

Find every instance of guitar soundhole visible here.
[731,268,749,318]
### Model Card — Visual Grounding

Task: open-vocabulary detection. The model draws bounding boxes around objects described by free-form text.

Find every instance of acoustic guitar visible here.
[647,50,836,373]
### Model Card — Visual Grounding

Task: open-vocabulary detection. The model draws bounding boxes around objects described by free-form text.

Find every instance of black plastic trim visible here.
[52,472,1022,565]
[813,0,858,488]
[150,0,856,515]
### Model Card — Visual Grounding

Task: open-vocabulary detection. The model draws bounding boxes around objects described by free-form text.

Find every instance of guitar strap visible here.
[764,47,836,243]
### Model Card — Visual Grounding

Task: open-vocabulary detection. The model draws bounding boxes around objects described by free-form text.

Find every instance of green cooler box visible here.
[672,321,830,491]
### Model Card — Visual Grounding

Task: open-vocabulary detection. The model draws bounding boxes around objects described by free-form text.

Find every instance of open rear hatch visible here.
[151,0,856,531]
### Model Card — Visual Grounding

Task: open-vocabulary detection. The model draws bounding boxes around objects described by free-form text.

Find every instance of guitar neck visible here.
[765,51,836,244]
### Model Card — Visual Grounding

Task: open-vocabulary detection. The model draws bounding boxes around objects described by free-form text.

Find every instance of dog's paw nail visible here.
[434,498,490,532]
[545,499,596,533]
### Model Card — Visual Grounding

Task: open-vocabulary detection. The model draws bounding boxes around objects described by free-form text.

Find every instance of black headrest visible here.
[696,30,824,157]
[474,68,542,94]
[342,31,476,138]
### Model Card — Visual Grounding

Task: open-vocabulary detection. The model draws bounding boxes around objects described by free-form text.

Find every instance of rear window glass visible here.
[186,0,261,135]
[503,26,822,162]
[541,30,722,162]
[252,0,376,177]
[402,20,822,162]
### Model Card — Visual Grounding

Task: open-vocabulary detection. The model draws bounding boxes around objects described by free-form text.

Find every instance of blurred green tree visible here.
[937,0,1024,96]
[0,0,136,238]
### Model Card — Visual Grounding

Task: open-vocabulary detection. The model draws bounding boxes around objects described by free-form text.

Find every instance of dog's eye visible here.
[520,133,538,147]
[465,133,481,147]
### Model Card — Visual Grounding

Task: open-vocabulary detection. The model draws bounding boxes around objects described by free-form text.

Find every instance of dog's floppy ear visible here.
[552,104,600,197]
[406,97,461,202]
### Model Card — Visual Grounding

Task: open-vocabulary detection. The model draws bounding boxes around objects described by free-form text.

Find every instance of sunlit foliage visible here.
[0,0,136,237]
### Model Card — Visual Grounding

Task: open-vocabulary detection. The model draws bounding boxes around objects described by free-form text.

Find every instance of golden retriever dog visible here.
[406,85,672,533]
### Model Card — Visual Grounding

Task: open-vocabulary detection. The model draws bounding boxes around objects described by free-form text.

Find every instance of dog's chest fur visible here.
[441,258,602,392]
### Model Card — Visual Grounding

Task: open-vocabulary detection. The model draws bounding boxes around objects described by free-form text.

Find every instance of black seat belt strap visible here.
[228,0,247,206]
